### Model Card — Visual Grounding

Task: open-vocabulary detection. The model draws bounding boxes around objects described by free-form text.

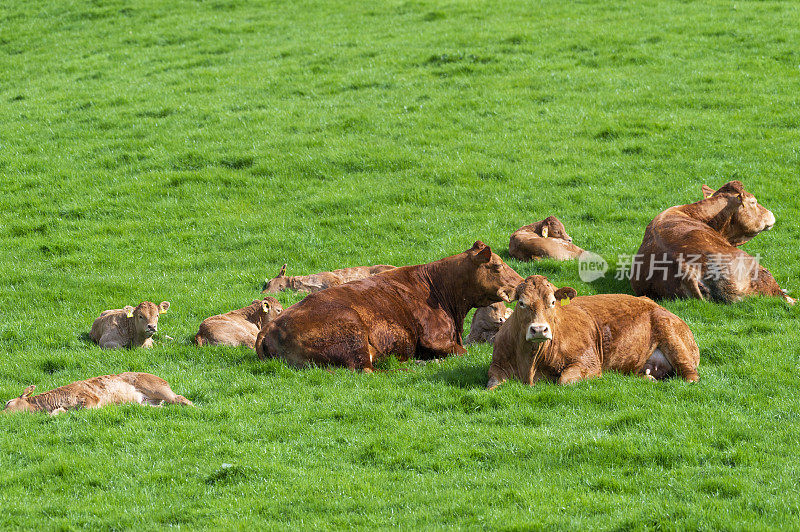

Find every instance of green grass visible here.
[2,0,800,528]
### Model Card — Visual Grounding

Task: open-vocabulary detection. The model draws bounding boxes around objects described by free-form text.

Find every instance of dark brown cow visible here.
[465,302,512,345]
[488,275,700,389]
[256,241,523,371]
[509,216,585,261]
[262,263,396,294]
[630,181,793,304]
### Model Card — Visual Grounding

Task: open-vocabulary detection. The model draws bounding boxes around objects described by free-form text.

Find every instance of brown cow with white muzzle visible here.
[630,181,793,304]
[256,241,523,371]
[509,216,585,261]
[488,275,699,389]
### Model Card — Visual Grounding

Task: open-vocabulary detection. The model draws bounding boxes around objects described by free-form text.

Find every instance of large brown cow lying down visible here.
[3,373,193,416]
[630,181,793,304]
[195,297,283,348]
[262,263,396,294]
[488,275,699,389]
[465,302,512,344]
[509,216,585,261]
[90,301,170,349]
[257,241,523,371]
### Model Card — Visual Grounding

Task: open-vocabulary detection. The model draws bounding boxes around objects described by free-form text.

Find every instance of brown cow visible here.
[195,297,283,348]
[488,275,700,389]
[90,301,170,349]
[262,263,396,294]
[3,373,193,416]
[256,241,523,371]
[630,181,793,304]
[509,216,585,261]
[465,302,512,344]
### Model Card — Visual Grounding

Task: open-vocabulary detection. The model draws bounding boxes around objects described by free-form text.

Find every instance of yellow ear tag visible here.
[541,227,549,238]
[126,309,134,318]
[705,194,712,199]
[262,302,269,312]
[560,298,570,306]
[159,308,167,315]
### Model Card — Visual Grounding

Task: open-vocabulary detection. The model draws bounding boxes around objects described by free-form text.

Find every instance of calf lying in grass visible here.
[90,301,170,349]
[3,373,193,415]
[509,216,585,261]
[262,263,396,294]
[488,275,700,389]
[195,297,283,348]
[465,302,512,344]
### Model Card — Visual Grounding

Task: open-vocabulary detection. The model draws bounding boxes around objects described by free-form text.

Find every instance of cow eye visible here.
[549,300,556,308]
[518,301,526,309]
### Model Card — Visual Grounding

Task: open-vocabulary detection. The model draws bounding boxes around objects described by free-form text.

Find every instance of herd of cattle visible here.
[4,181,792,414]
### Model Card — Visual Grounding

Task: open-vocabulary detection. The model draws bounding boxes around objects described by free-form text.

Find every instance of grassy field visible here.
[2,0,800,528]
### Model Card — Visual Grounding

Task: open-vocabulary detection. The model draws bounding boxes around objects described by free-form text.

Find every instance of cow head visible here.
[3,385,37,413]
[701,181,775,246]
[476,302,513,325]
[259,297,284,324]
[514,275,576,343]
[126,301,170,338]
[534,216,572,243]
[467,241,524,305]
[262,264,290,293]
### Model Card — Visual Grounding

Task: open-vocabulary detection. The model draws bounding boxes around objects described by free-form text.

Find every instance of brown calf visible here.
[195,297,283,348]
[465,302,512,344]
[257,241,523,371]
[3,373,193,416]
[509,216,585,261]
[262,263,396,294]
[630,181,792,304]
[488,275,699,389]
[90,301,170,349]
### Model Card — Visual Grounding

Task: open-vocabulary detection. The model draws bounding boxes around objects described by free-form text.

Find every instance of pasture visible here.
[2,0,800,528]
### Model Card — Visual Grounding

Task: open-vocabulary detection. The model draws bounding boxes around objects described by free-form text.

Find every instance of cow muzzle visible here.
[763,210,776,231]
[145,325,157,336]
[526,323,551,342]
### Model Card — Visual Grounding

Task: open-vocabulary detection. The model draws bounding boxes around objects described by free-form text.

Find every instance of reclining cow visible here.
[3,372,193,416]
[262,263,396,294]
[90,301,170,349]
[465,302,512,344]
[509,216,585,261]
[488,275,700,389]
[630,181,793,304]
[195,297,283,348]
[257,241,523,371]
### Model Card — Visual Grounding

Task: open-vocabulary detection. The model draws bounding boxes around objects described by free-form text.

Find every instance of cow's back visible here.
[90,309,126,342]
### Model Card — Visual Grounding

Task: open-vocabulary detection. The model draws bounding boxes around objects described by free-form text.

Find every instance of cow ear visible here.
[279,263,287,277]
[124,306,135,318]
[159,301,170,314]
[702,184,716,199]
[554,287,577,301]
[21,385,36,398]
[541,226,549,238]
[472,244,492,264]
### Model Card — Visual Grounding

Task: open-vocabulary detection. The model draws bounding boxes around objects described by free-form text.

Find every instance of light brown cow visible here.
[262,263,396,294]
[465,302,512,344]
[257,241,523,371]
[630,181,793,304]
[90,301,170,349]
[488,275,699,389]
[195,297,283,348]
[3,373,193,416]
[509,216,585,261]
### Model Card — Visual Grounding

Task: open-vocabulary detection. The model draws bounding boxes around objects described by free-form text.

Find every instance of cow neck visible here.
[418,257,474,334]
[118,314,143,347]
[27,390,64,413]
[236,302,262,323]
[680,196,737,234]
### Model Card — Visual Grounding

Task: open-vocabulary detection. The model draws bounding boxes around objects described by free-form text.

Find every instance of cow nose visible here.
[526,323,551,341]
[764,210,776,230]
[146,325,156,332]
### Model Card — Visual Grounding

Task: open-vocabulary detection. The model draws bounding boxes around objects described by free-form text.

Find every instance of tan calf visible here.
[3,372,193,416]
[509,216,585,261]
[262,263,396,294]
[195,297,283,348]
[465,302,512,344]
[488,275,699,389]
[90,301,170,349]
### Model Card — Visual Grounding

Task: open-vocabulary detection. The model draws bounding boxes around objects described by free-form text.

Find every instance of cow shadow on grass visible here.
[584,273,635,296]
[78,332,93,344]
[424,359,489,389]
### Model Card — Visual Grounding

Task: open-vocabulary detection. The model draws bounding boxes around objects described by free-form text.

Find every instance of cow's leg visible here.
[487,375,506,390]
[50,407,67,416]
[751,266,794,303]
[656,341,699,383]
[558,364,598,385]
[98,332,123,349]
